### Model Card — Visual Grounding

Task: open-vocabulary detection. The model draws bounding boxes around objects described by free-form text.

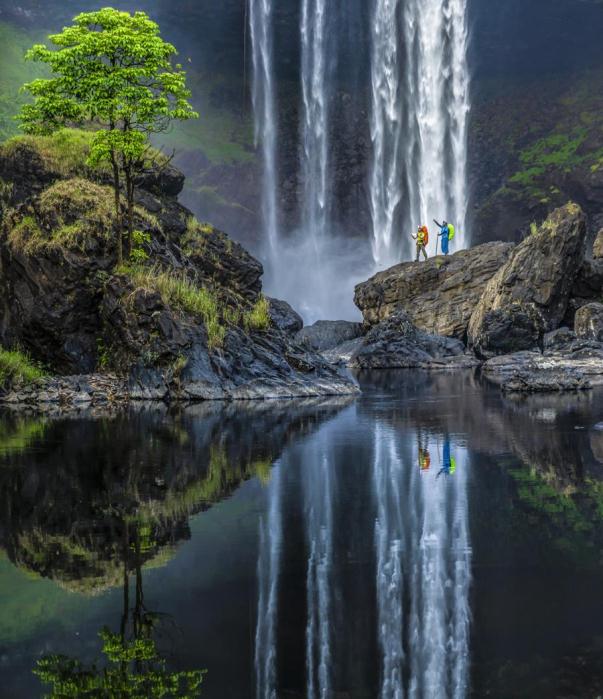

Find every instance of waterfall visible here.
[369,0,403,268]
[255,462,283,699]
[370,0,470,265]
[304,453,334,699]
[300,0,329,246]
[249,0,279,261]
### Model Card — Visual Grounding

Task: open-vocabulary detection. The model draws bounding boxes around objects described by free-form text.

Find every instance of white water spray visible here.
[255,462,283,699]
[249,0,279,262]
[370,0,470,266]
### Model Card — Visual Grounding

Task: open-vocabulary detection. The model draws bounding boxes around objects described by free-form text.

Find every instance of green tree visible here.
[18,8,198,265]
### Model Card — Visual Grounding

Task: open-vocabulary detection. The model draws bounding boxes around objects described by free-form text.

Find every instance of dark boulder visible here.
[575,303,603,342]
[470,303,546,359]
[295,320,364,352]
[594,229,603,259]
[267,298,304,335]
[350,311,470,370]
[469,203,588,356]
[136,162,185,198]
[483,350,603,392]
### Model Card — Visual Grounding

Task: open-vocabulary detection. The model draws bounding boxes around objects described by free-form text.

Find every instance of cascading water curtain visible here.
[255,462,283,699]
[370,0,470,266]
[369,0,404,269]
[300,0,329,247]
[249,0,279,263]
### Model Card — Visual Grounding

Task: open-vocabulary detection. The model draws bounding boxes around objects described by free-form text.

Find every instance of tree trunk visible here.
[125,166,134,259]
[110,150,122,267]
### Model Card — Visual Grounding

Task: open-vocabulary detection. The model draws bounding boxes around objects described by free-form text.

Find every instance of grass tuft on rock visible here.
[123,266,226,348]
[7,178,115,254]
[244,295,271,331]
[0,347,45,386]
[0,129,102,176]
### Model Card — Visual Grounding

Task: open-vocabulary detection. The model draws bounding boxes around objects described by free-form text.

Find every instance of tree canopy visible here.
[18,8,198,264]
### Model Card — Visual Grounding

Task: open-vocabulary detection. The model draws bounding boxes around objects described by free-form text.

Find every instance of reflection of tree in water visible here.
[0,400,348,592]
[0,401,349,696]
[34,517,206,697]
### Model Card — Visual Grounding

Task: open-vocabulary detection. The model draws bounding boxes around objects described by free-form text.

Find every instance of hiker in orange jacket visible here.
[412,225,429,262]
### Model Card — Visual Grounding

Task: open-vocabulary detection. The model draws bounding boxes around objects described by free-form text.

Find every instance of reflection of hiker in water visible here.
[418,431,431,471]
[419,446,431,472]
[437,439,457,478]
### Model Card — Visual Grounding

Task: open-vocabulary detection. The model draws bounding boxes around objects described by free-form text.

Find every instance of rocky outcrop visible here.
[483,350,603,392]
[295,320,364,351]
[567,258,603,322]
[594,230,603,259]
[0,133,357,403]
[468,203,587,357]
[354,242,514,340]
[349,311,476,370]
[267,298,303,335]
[575,303,603,342]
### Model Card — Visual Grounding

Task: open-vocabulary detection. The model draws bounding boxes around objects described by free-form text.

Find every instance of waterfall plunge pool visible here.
[0,371,602,698]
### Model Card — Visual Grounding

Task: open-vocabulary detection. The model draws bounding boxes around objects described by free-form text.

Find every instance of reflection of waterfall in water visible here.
[255,461,283,699]
[304,452,334,698]
[373,429,472,698]
[249,0,279,267]
[374,423,405,698]
[370,0,470,266]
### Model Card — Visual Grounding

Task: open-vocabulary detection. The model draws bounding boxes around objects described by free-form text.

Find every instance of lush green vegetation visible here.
[123,266,225,348]
[18,8,198,265]
[0,348,45,386]
[0,128,102,176]
[245,296,271,331]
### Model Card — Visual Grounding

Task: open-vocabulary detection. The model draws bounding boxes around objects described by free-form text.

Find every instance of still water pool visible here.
[0,371,602,698]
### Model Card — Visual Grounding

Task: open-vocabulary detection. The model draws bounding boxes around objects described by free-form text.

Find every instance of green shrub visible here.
[0,128,170,178]
[8,178,115,254]
[244,295,271,332]
[0,347,45,386]
[0,129,101,176]
[124,266,226,348]
[129,229,151,263]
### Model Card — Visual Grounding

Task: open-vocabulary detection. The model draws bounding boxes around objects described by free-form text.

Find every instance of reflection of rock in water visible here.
[0,398,352,593]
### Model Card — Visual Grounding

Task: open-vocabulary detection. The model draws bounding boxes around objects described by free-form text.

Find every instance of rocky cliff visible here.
[352,203,603,390]
[0,130,357,404]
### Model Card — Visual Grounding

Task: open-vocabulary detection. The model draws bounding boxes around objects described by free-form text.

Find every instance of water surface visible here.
[1,371,602,698]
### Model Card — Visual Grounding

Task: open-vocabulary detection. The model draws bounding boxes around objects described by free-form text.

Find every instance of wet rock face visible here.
[468,203,588,357]
[295,320,364,352]
[594,230,603,259]
[0,137,358,402]
[267,298,303,335]
[354,242,514,340]
[349,311,471,370]
[575,303,603,342]
[483,349,603,392]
